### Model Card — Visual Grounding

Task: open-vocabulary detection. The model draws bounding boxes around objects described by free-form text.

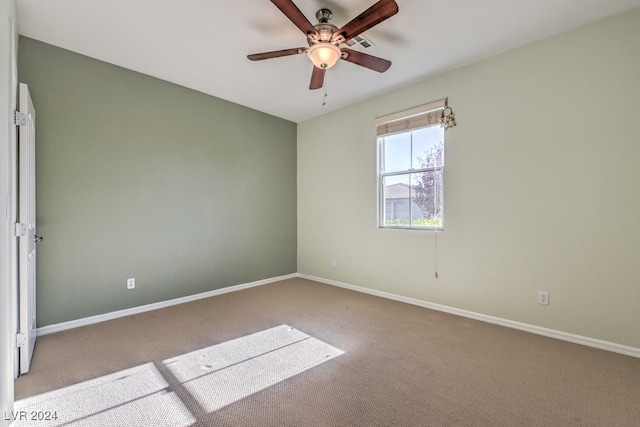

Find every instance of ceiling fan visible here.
[248,0,399,90]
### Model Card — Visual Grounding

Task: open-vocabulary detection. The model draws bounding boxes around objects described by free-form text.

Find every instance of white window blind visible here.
[376,99,446,137]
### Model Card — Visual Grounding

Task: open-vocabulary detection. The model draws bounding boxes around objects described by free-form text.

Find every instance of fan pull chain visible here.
[322,73,329,106]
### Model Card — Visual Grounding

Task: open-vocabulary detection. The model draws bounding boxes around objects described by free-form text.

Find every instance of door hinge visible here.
[15,222,27,237]
[16,333,27,348]
[14,110,27,127]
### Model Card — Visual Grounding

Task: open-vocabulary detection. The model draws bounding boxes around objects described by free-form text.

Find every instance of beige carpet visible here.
[14,278,640,426]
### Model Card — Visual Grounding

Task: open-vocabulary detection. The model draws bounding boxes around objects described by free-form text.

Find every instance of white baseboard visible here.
[299,274,640,359]
[36,273,298,336]
[37,272,640,359]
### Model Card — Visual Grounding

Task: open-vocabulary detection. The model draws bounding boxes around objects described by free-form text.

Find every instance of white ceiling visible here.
[16,0,640,123]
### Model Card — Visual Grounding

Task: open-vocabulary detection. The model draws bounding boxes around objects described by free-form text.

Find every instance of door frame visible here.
[9,15,19,380]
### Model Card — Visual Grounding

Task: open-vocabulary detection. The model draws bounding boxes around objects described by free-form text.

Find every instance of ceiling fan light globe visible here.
[307,43,341,69]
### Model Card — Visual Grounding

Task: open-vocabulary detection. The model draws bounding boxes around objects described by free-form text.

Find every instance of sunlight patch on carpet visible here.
[163,324,344,412]
[13,363,195,427]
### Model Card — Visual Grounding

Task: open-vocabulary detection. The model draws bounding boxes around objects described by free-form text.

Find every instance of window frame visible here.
[376,100,446,231]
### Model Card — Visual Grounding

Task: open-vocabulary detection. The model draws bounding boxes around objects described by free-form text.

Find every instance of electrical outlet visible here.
[127,278,136,290]
[538,291,549,305]
[330,259,336,268]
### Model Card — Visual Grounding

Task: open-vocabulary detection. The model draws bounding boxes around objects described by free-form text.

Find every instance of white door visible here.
[17,83,38,375]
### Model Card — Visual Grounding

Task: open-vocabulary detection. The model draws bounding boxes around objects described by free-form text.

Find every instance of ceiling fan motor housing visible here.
[309,9,338,45]
[316,8,332,23]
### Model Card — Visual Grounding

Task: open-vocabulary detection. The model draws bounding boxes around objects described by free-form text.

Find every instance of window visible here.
[377,100,446,230]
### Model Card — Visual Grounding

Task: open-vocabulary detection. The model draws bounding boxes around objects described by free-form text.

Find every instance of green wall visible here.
[18,37,297,326]
[298,9,640,349]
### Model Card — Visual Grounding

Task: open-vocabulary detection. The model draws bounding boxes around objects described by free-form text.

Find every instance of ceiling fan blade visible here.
[309,66,326,90]
[271,0,319,37]
[341,48,391,73]
[332,0,398,44]
[247,47,306,61]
